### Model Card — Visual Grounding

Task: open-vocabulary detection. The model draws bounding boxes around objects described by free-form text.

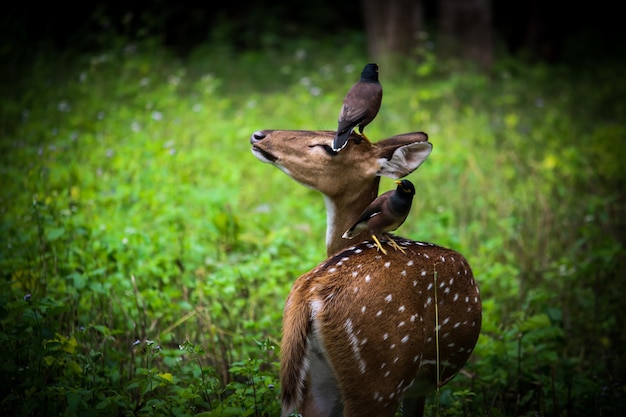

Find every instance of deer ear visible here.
[377,141,433,178]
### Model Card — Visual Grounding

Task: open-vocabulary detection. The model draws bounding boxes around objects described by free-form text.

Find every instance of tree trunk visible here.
[361,0,423,75]
[438,0,493,71]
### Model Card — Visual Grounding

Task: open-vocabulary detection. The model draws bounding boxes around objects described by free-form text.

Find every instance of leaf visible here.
[46,227,65,241]
[518,313,550,333]
[68,271,86,290]
[158,372,174,383]
[68,361,83,374]
[62,335,78,354]
[66,391,82,411]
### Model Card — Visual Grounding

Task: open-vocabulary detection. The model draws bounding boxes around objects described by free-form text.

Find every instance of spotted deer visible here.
[250,130,481,417]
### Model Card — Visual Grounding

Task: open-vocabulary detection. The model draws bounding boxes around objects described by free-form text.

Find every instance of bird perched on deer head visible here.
[342,179,415,255]
[332,63,383,152]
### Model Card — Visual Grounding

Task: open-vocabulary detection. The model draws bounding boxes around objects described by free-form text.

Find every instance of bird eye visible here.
[309,144,338,157]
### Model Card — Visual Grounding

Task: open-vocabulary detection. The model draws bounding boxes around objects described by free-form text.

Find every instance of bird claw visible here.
[386,236,406,254]
[371,235,388,255]
[372,235,407,255]
[357,131,372,144]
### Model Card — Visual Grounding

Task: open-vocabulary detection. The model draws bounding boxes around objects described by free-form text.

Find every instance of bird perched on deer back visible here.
[332,63,383,152]
[342,179,415,255]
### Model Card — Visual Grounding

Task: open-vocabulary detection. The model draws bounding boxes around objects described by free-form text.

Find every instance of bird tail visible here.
[332,129,352,152]
[342,222,367,239]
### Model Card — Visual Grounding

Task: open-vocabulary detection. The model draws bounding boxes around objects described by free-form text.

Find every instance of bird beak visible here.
[394,180,402,185]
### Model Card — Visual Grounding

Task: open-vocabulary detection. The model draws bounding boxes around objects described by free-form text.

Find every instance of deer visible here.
[250,129,482,417]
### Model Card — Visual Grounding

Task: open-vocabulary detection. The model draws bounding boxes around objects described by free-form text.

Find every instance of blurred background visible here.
[3,0,625,72]
[1,1,624,416]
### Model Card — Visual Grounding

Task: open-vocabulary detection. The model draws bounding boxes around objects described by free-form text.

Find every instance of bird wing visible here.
[342,188,394,239]
[339,103,366,126]
[342,211,381,239]
[337,93,370,132]
[333,102,367,151]
[333,82,382,152]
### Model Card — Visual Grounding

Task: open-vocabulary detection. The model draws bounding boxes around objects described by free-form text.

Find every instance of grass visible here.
[0,35,625,416]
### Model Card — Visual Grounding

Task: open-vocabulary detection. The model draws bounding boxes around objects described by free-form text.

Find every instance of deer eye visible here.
[309,144,338,157]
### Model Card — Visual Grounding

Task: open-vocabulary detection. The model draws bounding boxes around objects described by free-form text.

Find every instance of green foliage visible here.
[1,31,625,416]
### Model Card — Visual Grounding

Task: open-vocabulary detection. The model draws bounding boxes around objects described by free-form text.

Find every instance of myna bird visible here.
[332,63,383,152]
[342,179,415,255]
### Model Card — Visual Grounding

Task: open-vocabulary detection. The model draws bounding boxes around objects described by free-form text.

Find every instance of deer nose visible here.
[250,130,266,144]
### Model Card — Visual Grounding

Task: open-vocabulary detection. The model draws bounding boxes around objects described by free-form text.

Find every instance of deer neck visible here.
[323,177,381,256]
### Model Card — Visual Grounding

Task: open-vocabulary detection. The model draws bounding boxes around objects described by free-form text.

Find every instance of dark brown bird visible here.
[332,63,383,152]
[342,179,415,254]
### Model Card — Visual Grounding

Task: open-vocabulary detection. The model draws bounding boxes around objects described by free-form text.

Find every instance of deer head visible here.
[250,130,432,256]
[250,129,481,417]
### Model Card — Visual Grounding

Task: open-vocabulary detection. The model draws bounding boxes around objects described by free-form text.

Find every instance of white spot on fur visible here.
[344,318,366,374]
[310,299,323,317]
